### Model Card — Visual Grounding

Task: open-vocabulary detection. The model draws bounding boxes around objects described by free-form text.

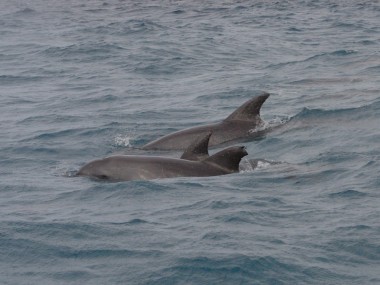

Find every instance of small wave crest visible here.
[11,7,36,15]
[290,100,380,124]
[0,74,45,85]
[328,189,367,199]
[82,19,167,36]
[154,254,346,284]
[302,50,358,63]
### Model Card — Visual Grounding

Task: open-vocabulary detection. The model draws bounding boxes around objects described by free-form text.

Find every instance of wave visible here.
[289,77,363,85]
[1,232,163,261]
[328,190,367,199]
[106,218,151,225]
[40,43,125,62]
[290,99,380,122]
[364,64,380,72]
[150,254,353,285]
[266,50,358,70]
[336,224,372,233]
[81,19,168,36]
[20,123,122,143]
[308,50,358,59]
[0,74,45,85]
[323,238,380,261]
[6,7,37,16]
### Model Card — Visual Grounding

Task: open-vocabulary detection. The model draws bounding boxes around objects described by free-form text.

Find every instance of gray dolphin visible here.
[77,132,248,182]
[142,93,270,150]
[180,132,270,171]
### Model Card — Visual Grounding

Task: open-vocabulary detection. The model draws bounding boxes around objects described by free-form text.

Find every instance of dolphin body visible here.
[77,133,248,182]
[180,132,269,171]
[142,93,270,150]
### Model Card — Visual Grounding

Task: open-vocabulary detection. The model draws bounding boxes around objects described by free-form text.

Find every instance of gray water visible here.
[1,1,379,284]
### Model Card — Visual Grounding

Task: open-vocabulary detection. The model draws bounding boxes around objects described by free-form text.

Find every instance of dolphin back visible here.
[180,131,212,161]
[224,92,269,122]
[204,146,248,173]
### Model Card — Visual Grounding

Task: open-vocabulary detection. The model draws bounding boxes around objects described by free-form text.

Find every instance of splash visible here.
[240,158,284,173]
[114,134,131,147]
[239,158,256,173]
[255,160,273,170]
[248,116,290,134]
[268,116,291,126]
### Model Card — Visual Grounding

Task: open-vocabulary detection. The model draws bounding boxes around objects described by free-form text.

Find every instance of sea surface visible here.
[1,0,379,284]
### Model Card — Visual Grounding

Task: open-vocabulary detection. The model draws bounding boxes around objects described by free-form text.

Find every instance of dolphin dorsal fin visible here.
[225,92,270,121]
[204,146,248,172]
[180,131,212,161]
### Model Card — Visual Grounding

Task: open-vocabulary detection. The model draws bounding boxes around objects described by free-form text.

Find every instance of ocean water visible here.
[1,0,379,284]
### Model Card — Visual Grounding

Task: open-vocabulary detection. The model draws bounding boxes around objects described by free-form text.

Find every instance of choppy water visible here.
[1,0,379,284]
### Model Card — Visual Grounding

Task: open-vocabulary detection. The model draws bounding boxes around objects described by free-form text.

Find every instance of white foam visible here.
[255,160,272,170]
[268,116,291,126]
[248,121,269,133]
[114,134,131,147]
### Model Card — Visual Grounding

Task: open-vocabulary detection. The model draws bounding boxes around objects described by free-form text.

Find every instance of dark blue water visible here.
[1,0,379,284]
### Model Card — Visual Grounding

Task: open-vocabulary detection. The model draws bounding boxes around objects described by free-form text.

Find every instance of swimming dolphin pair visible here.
[77,93,271,181]
[142,92,270,150]
[77,132,247,181]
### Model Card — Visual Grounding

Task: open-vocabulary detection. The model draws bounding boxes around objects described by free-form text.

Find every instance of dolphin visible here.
[142,92,270,150]
[77,132,248,182]
[180,132,270,171]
